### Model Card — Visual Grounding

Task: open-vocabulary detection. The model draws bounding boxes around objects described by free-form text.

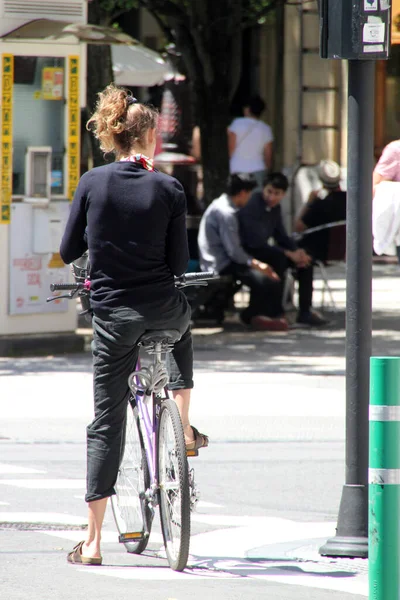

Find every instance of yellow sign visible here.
[393,0,400,44]
[47,252,65,269]
[1,54,13,224]
[42,67,64,100]
[67,56,80,201]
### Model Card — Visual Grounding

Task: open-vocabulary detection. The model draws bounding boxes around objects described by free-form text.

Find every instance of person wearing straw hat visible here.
[294,159,347,263]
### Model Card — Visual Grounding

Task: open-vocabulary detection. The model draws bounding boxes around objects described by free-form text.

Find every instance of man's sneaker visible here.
[250,315,289,331]
[296,311,329,327]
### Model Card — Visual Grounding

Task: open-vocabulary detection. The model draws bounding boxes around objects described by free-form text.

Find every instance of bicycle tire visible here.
[157,398,191,571]
[111,401,152,554]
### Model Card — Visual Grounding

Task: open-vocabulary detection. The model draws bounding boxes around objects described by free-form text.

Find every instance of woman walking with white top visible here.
[228,95,274,187]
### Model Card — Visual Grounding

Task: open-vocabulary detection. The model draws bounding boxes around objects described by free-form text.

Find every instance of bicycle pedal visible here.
[119,532,144,543]
[186,448,199,457]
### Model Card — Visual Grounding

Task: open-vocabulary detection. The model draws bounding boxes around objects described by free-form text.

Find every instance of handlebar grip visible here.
[182,271,216,282]
[50,283,82,292]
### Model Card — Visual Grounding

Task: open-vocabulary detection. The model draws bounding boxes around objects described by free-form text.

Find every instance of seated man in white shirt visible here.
[198,173,288,331]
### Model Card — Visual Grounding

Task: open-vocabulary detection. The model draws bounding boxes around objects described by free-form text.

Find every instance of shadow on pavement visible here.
[191,307,400,375]
[183,554,357,581]
[0,305,399,378]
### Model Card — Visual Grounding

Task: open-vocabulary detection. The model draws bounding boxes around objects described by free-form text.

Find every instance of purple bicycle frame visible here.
[133,357,167,484]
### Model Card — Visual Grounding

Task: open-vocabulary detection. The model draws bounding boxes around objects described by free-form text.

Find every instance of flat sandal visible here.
[67,541,102,566]
[186,426,209,454]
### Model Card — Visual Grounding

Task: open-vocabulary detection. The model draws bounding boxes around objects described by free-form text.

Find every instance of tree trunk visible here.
[169,0,243,205]
[194,82,231,206]
[86,3,114,167]
[86,45,114,167]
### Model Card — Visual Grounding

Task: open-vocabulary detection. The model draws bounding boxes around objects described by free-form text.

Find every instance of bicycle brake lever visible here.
[177,281,209,289]
[46,293,75,302]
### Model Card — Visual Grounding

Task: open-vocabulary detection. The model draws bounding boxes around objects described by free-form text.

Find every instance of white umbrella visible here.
[111,44,175,87]
[0,19,179,88]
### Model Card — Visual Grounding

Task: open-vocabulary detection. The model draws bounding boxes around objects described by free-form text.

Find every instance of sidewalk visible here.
[191,260,400,361]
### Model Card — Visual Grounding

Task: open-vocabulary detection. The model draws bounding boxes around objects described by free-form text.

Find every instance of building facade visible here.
[278,0,400,170]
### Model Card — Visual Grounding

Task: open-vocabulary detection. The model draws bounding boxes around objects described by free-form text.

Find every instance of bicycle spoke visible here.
[111,403,152,554]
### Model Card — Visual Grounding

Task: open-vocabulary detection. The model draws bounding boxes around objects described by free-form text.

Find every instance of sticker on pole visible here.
[363,21,385,44]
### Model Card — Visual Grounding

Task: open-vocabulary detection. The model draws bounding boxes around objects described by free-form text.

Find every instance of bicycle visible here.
[47,265,216,571]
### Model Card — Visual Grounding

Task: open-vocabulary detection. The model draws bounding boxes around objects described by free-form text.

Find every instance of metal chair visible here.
[291,220,346,311]
[303,220,346,311]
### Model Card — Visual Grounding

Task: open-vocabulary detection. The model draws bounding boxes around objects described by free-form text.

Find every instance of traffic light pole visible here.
[320,59,375,558]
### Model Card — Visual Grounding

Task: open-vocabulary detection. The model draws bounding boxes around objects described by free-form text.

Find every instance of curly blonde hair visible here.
[87,83,158,157]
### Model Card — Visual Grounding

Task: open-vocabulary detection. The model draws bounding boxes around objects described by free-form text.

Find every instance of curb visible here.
[0,332,87,357]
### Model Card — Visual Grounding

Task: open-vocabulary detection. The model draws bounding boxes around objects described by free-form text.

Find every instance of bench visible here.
[184,260,242,325]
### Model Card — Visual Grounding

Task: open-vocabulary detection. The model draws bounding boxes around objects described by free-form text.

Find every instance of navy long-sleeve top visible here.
[60,161,189,311]
[238,190,297,252]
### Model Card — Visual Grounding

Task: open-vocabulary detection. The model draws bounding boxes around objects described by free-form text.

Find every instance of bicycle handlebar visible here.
[48,271,218,299]
[174,271,216,287]
[50,282,84,292]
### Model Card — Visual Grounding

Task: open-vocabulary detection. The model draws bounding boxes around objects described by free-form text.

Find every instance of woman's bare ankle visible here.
[183,423,194,443]
[83,540,101,558]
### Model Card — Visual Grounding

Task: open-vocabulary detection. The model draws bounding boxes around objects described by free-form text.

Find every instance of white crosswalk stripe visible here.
[41,513,367,596]
[0,478,85,489]
[49,521,368,596]
[0,464,45,474]
[0,512,87,526]
[43,529,165,545]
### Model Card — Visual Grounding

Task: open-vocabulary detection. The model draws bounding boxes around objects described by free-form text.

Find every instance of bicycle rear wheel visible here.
[158,398,191,571]
[111,401,152,554]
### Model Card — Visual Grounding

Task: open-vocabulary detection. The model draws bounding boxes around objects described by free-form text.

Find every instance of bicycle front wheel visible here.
[158,398,191,571]
[111,401,151,554]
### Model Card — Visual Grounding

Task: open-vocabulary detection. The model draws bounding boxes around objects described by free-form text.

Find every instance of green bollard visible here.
[369,357,400,600]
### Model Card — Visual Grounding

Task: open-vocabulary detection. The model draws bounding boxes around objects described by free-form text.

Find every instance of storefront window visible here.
[12,56,65,197]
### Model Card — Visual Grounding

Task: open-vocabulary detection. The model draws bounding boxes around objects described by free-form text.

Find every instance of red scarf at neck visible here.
[120,153,154,171]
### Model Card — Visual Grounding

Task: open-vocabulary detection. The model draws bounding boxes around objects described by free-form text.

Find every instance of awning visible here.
[111,44,173,87]
[0,18,177,87]
[0,19,138,45]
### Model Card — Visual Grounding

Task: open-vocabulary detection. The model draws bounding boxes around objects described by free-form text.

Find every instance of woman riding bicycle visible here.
[59,84,208,565]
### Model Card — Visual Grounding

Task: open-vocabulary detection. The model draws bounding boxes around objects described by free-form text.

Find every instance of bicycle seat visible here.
[139,329,181,346]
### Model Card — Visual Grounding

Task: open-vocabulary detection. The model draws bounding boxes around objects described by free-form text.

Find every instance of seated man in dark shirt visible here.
[198,173,289,331]
[238,172,328,327]
[294,159,346,263]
